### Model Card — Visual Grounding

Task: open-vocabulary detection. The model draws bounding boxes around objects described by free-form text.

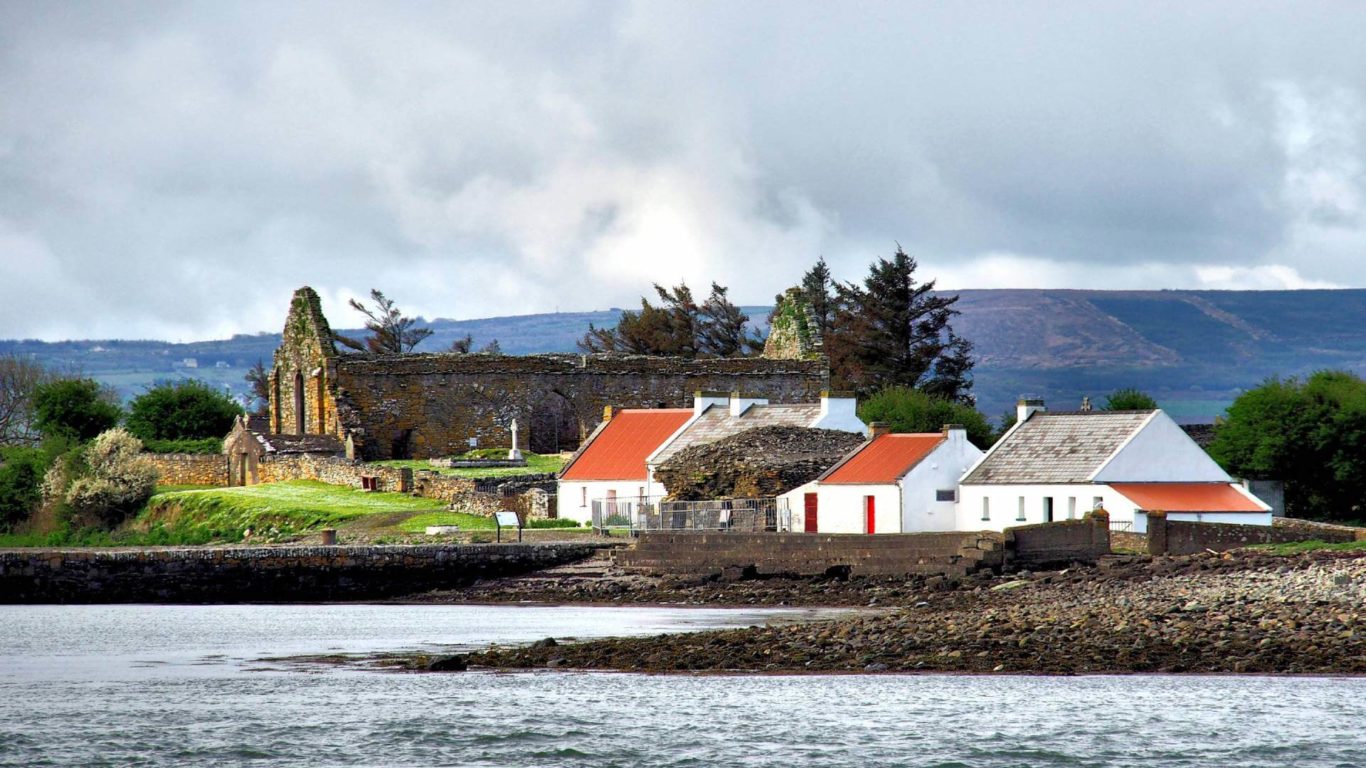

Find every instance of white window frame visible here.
[1017,496,1027,522]
[981,497,990,521]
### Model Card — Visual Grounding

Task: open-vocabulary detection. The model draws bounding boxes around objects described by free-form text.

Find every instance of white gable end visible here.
[1091,411,1231,483]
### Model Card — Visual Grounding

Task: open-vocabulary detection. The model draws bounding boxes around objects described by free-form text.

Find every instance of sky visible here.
[1,1,1364,341]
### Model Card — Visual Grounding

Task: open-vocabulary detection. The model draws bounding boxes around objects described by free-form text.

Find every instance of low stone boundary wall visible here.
[0,542,609,604]
[1146,510,1359,556]
[146,453,229,487]
[616,531,1007,579]
[1005,511,1111,568]
[1271,517,1366,542]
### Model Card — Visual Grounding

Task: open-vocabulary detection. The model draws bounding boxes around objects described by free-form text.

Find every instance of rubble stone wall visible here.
[0,543,608,603]
[145,453,229,487]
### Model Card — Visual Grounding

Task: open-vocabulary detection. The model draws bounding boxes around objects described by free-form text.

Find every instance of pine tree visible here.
[828,247,973,399]
[336,290,433,354]
[698,283,760,356]
[800,257,835,338]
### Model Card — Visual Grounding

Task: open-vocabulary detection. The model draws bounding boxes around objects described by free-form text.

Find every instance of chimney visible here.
[693,390,729,417]
[1017,397,1046,424]
[729,390,767,417]
[603,405,619,422]
[942,423,966,441]
[868,422,892,439]
[816,390,858,428]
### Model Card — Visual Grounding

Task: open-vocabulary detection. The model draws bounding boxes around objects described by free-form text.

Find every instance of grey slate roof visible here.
[649,403,822,466]
[962,410,1155,484]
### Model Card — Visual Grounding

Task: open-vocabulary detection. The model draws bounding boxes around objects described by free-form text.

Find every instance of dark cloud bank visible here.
[1,1,1363,341]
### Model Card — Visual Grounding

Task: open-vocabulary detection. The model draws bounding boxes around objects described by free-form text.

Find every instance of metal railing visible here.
[1109,520,1134,533]
[591,497,792,533]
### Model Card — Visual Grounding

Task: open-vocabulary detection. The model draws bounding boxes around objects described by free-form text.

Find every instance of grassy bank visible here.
[137,481,495,543]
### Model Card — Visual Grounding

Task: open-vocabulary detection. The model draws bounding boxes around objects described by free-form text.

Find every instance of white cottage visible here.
[783,425,984,534]
[557,391,866,524]
[957,399,1271,533]
[555,407,693,524]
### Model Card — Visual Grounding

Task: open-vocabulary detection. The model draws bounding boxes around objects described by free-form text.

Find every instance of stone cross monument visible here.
[508,419,523,461]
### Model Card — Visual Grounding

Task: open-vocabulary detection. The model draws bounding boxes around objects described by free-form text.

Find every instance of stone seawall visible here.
[1147,511,1363,556]
[1005,511,1111,568]
[146,453,230,487]
[0,543,607,604]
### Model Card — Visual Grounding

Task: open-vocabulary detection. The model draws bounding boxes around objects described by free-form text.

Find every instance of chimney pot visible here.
[869,422,892,438]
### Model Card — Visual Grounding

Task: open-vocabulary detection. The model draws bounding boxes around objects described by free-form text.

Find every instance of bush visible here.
[47,429,158,530]
[127,380,242,442]
[32,378,122,442]
[857,386,996,448]
[527,518,581,529]
[0,444,59,530]
[1104,388,1158,411]
[141,437,224,455]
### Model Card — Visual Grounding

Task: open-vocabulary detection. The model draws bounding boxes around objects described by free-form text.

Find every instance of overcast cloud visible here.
[1,1,1364,340]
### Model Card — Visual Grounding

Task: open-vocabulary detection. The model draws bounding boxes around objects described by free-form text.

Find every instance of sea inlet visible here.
[1,604,1362,767]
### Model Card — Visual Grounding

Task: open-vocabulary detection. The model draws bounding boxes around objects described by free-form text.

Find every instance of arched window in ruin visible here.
[293,371,305,435]
[271,370,282,434]
[315,370,326,434]
[529,390,583,454]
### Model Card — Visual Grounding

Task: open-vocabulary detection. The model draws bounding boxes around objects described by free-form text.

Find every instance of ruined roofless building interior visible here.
[267,287,829,460]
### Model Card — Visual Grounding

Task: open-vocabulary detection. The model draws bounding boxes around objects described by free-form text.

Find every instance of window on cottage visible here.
[581,487,587,508]
[1068,497,1077,519]
[936,489,956,502]
[1092,496,1104,511]
[981,498,990,521]
[1017,496,1026,521]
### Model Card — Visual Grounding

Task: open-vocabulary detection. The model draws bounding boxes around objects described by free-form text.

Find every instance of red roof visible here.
[1110,483,1267,513]
[560,409,692,481]
[822,434,945,484]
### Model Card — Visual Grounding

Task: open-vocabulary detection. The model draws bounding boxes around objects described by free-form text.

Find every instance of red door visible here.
[804,493,818,533]
[865,495,876,534]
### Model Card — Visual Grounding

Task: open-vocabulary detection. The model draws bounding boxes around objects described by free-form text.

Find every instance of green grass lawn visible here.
[1249,539,1366,555]
[374,452,566,478]
[137,480,492,544]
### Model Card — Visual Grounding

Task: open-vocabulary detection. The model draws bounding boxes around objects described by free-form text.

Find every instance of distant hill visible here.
[6,289,1366,422]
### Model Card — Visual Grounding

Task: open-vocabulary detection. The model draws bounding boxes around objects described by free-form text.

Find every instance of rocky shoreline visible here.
[411,549,1366,675]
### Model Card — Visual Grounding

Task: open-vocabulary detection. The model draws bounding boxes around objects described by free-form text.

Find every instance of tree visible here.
[127,380,243,442]
[335,289,433,354]
[697,283,761,356]
[449,335,473,354]
[0,353,53,446]
[32,378,122,442]
[46,428,157,530]
[799,257,835,339]
[1208,371,1366,521]
[479,339,502,355]
[244,360,270,417]
[579,281,758,357]
[857,386,996,449]
[827,247,974,400]
[1104,388,1158,411]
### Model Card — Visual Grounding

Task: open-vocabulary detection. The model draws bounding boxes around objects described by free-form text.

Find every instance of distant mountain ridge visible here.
[5,289,1366,422]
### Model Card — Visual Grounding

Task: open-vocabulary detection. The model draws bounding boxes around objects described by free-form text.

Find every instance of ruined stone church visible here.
[261,287,828,460]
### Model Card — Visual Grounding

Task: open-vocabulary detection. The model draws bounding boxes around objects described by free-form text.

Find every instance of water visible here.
[2,605,1363,767]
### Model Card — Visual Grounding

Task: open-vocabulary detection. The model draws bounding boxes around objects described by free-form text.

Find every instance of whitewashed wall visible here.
[813,484,903,533]
[956,484,1117,532]
[899,432,983,533]
[556,479,652,524]
[1092,412,1232,483]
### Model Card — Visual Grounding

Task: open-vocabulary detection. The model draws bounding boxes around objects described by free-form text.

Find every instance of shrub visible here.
[127,380,242,442]
[0,444,57,530]
[527,518,581,529]
[49,429,158,530]
[1104,388,1159,411]
[32,378,122,442]
[857,386,996,448]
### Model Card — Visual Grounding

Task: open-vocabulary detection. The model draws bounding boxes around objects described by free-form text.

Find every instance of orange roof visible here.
[560,409,692,481]
[821,434,945,484]
[1110,483,1267,513]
